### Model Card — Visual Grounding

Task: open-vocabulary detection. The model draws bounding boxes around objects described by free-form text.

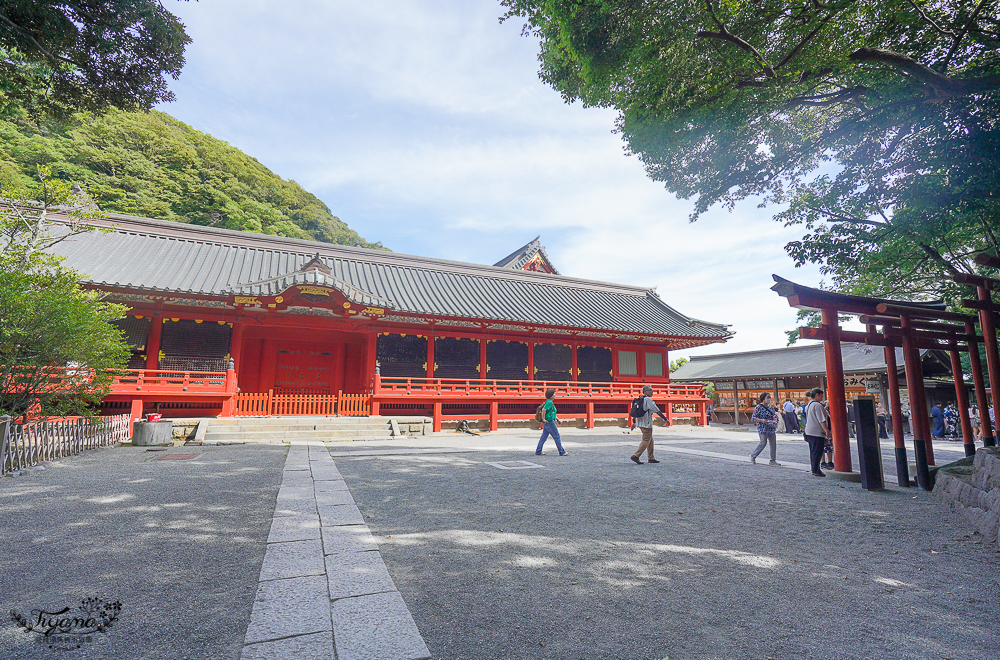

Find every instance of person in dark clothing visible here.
[931,402,945,439]
[803,388,830,477]
[782,398,799,433]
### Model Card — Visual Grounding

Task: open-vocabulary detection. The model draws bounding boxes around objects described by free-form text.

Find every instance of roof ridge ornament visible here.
[300,253,331,274]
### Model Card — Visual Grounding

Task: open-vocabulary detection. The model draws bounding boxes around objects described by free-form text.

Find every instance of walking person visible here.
[630,385,670,465]
[803,388,830,477]
[535,388,567,456]
[931,401,945,439]
[750,393,781,466]
[971,404,982,443]
[782,398,799,433]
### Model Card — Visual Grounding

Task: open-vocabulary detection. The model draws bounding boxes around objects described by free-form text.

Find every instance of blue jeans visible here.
[536,421,564,454]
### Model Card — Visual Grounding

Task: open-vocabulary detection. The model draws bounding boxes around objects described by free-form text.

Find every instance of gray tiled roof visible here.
[671,343,910,380]
[48,213,731,342]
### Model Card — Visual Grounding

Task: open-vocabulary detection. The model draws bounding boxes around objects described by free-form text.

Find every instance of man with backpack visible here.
[535,388,567,456]
[630,385,670,464]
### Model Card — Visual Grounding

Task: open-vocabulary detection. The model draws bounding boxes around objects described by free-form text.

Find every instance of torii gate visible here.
[771,276,991,491]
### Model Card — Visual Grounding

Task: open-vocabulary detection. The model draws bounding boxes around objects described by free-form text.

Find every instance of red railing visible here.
[233,390,370,417]
[111,369,234,396]
[374,376,707,400]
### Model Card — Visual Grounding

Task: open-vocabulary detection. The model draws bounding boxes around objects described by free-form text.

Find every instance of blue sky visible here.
[156,0,829,358]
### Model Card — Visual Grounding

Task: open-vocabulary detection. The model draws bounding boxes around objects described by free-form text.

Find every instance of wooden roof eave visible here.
[771,275,946,316]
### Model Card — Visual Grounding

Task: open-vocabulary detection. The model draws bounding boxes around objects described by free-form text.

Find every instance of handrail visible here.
[373,376,707,399]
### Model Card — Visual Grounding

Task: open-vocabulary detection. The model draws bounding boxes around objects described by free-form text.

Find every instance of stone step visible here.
[204,429,393,441]
[203,435,398,445]
[208,423,388,432]
[934,446,1000,543]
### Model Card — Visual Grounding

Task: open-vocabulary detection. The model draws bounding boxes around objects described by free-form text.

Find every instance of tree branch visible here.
[698,0,776,78]
[848,47,964,98]
[942,0,993,70]
[906,0,957,37]
[808,206,889,227]
[0,12,79,68]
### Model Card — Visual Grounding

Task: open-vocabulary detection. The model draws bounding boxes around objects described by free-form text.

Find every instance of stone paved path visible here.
[240,441,430,660]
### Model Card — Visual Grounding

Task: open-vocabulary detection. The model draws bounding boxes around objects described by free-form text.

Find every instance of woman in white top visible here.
[803,388,830,477]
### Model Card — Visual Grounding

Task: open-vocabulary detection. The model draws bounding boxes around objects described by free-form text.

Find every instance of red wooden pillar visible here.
[365,332,377,391]
[480,339,488,382]
[586,401,595,429]
[821,309,852,472]
[527,341,535,381]
[489,401,498,431]
[976,284,1000,443]
[432,401,442,432]
[571,344,578,382]
[949,341,976,457]
[965,320,995,446]
[699,401,708,426]
[427,335,435,379]
[883,344,910,486]
[145,317,163,371]
[900,314,933,489]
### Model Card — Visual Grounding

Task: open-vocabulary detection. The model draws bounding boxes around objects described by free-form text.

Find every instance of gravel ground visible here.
[335,430,1000,660]
[0,444,286,660]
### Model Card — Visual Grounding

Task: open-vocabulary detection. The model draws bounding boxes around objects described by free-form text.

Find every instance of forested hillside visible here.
[0,108,384,248]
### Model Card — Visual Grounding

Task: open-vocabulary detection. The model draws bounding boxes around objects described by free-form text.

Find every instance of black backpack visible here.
[630,395,646,419]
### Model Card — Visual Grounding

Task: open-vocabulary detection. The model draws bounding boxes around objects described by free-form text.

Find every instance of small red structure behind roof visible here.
[494,236,559,274]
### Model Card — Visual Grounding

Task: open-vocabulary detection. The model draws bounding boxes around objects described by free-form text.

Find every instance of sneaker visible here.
[630,455,643,465]
[648,459,660,464]
[559,452,568,456]
[535,452,544,456]
[749,456,756,465]
[812,471,826,477]
[769,460,781,466]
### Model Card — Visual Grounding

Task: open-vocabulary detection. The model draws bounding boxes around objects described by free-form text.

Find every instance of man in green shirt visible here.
[535,388,567,456]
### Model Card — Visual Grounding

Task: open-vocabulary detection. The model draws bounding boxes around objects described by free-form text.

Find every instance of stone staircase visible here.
[934,446,1000,544]
[200,416,427,444]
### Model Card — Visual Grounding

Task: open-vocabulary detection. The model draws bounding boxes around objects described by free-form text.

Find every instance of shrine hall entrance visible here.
[238,328,369,395]
[275,344,336,393]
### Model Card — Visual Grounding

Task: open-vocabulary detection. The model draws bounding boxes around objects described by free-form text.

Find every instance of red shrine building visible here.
[49,213,732,430]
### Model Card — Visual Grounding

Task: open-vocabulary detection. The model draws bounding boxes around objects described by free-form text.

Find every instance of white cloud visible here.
[159,0,828,356]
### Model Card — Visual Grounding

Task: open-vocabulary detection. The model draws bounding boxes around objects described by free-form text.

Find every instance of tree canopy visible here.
[0,107,384,248]
[503,1,1000,301]
[0,168,129,419]
[0,0,189,118]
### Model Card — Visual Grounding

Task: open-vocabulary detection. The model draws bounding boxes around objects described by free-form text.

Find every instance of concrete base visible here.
[826,470,862,483]
[133,421,173,446]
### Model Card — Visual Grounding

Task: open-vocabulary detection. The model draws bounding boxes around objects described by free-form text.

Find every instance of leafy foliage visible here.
[503,1,1000,300]
[669,356,689,373]
[0,168,129,419]
[0,0,190,118]
[0,107,384,248]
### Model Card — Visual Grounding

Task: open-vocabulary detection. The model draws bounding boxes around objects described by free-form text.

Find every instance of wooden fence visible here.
[0,414,131,476]
[233,390,371,417]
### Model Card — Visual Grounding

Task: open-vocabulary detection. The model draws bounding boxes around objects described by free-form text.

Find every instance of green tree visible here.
[502,1,1000,299]
[669,356,688,373]
[0,0,190,118]
[0,168,129,419]
[0,108,385,248]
